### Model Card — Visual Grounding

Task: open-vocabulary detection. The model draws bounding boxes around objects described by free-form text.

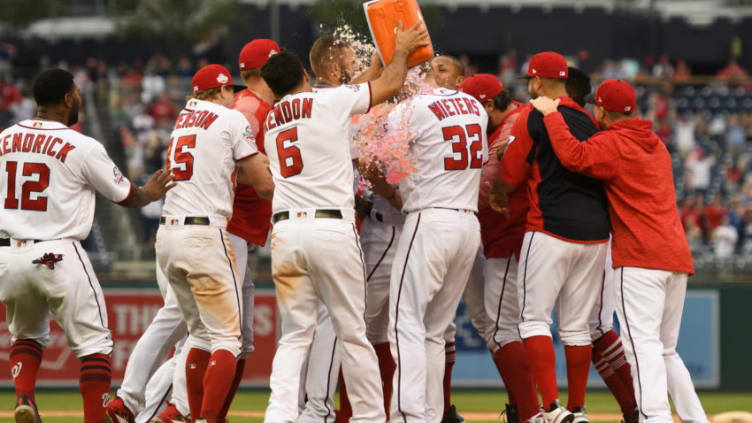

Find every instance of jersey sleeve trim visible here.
[114,181,133,205]
[235,151,259,162]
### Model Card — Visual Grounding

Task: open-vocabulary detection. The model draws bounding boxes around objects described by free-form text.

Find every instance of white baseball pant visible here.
[484,253,523,351]
[389,209,480,423]
[297,301,339,423]
[591,240,615,341]
[517,231,607,346]
[615,267,708,423]
[156,224,243,356]
[132,231,256,421]
[265,213,384,423]
[119,264,187,416]
[0,239,112,357]
[463,245,497,350]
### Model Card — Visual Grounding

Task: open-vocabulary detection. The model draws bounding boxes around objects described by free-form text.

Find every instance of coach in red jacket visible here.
[530,80,709,423]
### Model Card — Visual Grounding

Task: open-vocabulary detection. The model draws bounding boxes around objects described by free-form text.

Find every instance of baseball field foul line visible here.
[0,411,681,421]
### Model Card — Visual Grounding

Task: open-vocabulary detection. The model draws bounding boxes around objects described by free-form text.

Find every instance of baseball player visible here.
[565,67,639,423]
[297,34,374,423]
[457,74,540,423]
[157,63,274,423]
[0,68,173,423]
[493,51,609,423]
[386,68,488,422]
[106,41,280,423]
[260,23,428,423]
[530,79,707,423]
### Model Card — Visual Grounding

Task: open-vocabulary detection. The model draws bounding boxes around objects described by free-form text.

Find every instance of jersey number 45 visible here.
[443,124,483,171]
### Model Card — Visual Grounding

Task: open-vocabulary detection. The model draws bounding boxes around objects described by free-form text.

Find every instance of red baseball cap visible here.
[594,79,636,114]
[239,39,280,70]
[458,74,503,102]
[526,51,568,79]
[191,64,243,93]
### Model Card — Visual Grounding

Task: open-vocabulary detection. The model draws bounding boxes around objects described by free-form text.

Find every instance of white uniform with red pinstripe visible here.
[263,83,385,423]
[0,119,131,359]
[387,88,487,422]
[157,98,257,357]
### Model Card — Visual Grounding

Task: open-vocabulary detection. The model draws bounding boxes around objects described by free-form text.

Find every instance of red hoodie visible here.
[542,113,694,275]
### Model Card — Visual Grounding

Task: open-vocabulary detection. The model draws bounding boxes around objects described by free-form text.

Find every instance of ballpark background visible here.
[0,0,751,414]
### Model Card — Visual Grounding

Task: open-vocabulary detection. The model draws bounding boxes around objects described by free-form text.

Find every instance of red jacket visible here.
[478,104,528,259]
[542,113,694,275]
[227,89,273,246]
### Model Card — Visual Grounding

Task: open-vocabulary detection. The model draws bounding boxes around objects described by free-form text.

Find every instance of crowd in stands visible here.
[2,52,752,266]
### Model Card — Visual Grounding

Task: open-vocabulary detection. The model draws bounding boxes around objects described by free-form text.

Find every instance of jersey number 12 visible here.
[443,124,483,171]
[4,161,50,211]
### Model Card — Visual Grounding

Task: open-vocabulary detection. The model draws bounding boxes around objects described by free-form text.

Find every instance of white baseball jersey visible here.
[264,83,371,214]
[0,119,132,241]
[163,99,257,224]
[391,88,489,213]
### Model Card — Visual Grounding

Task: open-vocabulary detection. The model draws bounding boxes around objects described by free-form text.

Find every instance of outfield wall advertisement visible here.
[0,288,724,389]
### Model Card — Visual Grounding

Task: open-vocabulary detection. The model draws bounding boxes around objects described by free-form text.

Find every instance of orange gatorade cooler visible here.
[364,0,434,67]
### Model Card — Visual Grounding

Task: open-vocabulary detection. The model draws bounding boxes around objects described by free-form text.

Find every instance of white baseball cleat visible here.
[542,403,575,423]
[527,411,547,423]
[572,407,590,423]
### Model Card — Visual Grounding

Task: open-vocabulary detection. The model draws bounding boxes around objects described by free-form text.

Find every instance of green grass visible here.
[1,390,749,422]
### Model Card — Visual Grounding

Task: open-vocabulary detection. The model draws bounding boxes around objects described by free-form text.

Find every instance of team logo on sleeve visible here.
[506,135,516,145]
[345,84,361,92]
[243,125,256,144]
[113,166,125,184]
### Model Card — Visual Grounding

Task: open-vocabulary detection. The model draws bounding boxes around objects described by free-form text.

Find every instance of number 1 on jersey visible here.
[443,123,483,171]
[276,128,303,178]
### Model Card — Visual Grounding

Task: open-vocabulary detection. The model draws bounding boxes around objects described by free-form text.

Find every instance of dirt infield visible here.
[0,410,652,421]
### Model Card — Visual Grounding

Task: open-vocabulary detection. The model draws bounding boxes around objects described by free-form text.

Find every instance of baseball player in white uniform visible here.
[260,23,428,423]
[386,73,488,422]
[108,40,281,423]
[0,68,173,423]
[156,64,274,423]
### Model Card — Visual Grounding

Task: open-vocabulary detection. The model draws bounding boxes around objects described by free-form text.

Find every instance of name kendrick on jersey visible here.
[265,97,313,129]
[0,131,76,163]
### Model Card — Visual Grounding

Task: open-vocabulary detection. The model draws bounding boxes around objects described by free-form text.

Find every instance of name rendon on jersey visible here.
[0,132,76,163]
[265,97,313,129]
[427,96,482,121]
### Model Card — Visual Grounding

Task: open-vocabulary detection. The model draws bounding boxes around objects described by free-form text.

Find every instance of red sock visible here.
[335,369,351,423]
[10,339,43,401]
[592,347,635,415]
[186,348,211,420]
[443,341,456,413]
[200,349,237,422]
[79,353,111,423]
[493,342,541,420]
[523,336,558,410]
[374,342,395,416]
[217,358,245,421]
[594,331,636,412]
[564,345,591,411]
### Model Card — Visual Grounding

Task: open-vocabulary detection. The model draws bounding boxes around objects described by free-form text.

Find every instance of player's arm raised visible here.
[238,153,274,200]
[118,169,176,208]
[369,22,430,107]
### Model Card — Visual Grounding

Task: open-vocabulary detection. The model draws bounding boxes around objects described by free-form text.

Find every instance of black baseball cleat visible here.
[441,404,466,423]
[14,396,42,423]
[505,403,520,423]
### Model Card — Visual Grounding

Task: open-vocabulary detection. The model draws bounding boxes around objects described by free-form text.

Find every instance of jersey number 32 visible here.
[443,124,483,171]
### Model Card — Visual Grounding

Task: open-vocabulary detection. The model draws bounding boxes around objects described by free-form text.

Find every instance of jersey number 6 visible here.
[443,124,483,171]
[4,161,50,211]
[276,128,303,178]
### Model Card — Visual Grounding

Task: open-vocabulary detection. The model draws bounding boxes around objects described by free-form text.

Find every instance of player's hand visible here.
[369,51,383,71]
[486,180,510,218]
[143,169,176,201]
[394,21,430,55]
[530,97,560,116]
